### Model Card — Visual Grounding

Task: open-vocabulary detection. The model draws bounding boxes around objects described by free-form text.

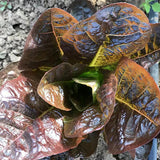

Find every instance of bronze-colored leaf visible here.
[69,131,101,158]
[0,63,83,159]
[18,8,78,70]
[64,73,117,137]
[0,108,83,160]
[0,62,20,86]
[104,57,160,154]
[104,103,160,154]
[115,57,160,125]
[132,23,160,68]
[64,105,103,138]
[69,0,96,21]
[61,3,151,66]
[96,73,117,122]
[37,63,87,111]
[0,63,50,115]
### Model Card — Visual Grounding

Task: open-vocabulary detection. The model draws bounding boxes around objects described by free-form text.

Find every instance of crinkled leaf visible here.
[104,57,160,154]
[97,73,117,121]
[64,73,117,137]
[61,3,151,66]
[0,65,83,159]
[132,23,160,69]
[69,131,101,158]
[0,108,83,160]
[104,103,160,154]
[0,6,5,11]
[116,57,160,125]
[0,63,50,115]
[66,69,103,112]
[18,8,78,70]
[69,0,96,21]
[64,105,102,138]
[0,1,7,6]
[0,62,20,86]
[37,62,87,111]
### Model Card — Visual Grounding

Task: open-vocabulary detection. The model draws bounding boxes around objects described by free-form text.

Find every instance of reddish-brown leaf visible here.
[64,73,117,138]
[97,73,117,121]
[104,57,160,154]
[37,62,87,111]
[0,109,83,160]
[68,0,96,21]
[18,8,78,70]
[115,57,160,125]
[61,3,151,66]
[132,23,160,69]
[0,63,50,115]
[104,103,160,154]
[0,65,83,159]
[0,62,20,86]
[69,131,101,158]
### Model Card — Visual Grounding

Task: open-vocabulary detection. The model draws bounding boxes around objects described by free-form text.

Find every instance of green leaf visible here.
[0,6,5,11]
[102,63,118,71]
[78,70,103,85]
[144,3,151,13]
[0,1,7,6]
[152,2,160,12]
[140,2,145,8]
[7,3,12,9]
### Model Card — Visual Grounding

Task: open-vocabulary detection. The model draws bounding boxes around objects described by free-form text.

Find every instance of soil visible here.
[0,0,159,160]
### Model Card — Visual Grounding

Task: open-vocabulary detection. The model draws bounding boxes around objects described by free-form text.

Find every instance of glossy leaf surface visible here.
[0,65,83,159]
[62,3,151,66]
[69,131,100,158]
[104,103,160,154]
[132,23,160,68]
[37,63,87,111]
[0,63,49,114]
[96,73,117,122]
[115,57,160,125]
[18,8,78,70]
[0,108,83,160]
[69,0,96,21]
[104,57,160,154]
[0,62,20,86]
[64,73,117,137]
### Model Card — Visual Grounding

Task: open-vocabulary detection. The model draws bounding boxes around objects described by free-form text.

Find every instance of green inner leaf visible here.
[102,63,118,71]
[78,69,104,85]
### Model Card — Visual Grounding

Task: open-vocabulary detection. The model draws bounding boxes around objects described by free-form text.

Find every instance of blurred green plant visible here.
[0,0,12,12]
[140,0,160,13]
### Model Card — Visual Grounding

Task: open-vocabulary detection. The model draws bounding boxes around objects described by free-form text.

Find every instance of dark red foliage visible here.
[132,23,160,69]
[18,8,78,70]
[104,58,160,154]
[0,2,160,160]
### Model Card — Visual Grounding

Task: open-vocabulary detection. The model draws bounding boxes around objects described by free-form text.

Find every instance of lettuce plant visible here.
[0,2,160,159]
